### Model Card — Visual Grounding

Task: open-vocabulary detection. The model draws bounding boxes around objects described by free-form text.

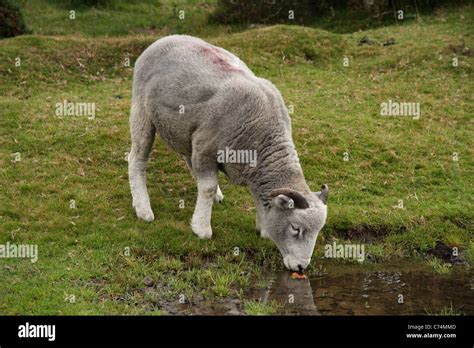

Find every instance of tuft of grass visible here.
[244,299,280,316]
[426,257,452,275]
[426,303,463,316]
[465,242,474,264]
[365,244,386,262]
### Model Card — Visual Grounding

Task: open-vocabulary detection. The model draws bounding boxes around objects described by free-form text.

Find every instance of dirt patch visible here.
[107,277,246,315]
[446,43,472,56]
[427,241,468,265]
[332,223,393,242]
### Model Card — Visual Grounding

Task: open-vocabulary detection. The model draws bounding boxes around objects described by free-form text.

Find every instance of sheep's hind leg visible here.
[128,101,155,222]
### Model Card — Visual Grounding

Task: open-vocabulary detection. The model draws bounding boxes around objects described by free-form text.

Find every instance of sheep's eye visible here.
[290,225,302,237]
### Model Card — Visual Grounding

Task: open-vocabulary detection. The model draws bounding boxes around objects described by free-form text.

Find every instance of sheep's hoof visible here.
[135,208,155,222]
[192,224,212,239]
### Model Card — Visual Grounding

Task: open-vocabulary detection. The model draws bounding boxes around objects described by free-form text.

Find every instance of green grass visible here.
[13,0,243,37]
[0,2,473,314]
[426,257,452,275]
[426,302,463,316]
[244,299,280,316]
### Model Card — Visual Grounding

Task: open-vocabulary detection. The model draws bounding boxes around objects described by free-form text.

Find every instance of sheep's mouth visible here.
[290,269,308,280]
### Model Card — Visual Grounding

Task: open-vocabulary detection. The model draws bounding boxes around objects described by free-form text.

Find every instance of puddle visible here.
[248,261,474,315]
[138,261,473,315]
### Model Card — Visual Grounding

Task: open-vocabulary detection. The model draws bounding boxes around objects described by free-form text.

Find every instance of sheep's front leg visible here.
[191,173,218,239]
[184,156,224,203]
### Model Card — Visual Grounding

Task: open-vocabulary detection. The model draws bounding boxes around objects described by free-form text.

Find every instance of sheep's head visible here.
[262,185,328,272]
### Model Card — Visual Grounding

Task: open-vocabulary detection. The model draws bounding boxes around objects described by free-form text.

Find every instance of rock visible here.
[143,276,154,287]
[382,38,396,46]
[358,37,396,47]
[359,36,379,46]
[225,309,242,316]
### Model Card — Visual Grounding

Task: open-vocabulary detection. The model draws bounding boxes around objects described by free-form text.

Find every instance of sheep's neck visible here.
[248,143,311,210]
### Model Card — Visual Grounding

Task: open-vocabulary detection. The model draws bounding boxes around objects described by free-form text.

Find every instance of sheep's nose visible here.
[297,264,304,273]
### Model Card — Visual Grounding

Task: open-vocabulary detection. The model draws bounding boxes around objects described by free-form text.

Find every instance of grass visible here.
[14,0,243,37]
[244,299,280,316]
[426,302,463,316]
[426,257,452,275]
[0,1,473,314]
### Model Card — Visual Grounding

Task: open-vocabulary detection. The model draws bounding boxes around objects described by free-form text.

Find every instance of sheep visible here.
[128,35,328,271]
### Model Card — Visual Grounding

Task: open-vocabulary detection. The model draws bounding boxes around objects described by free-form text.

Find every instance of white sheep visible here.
[129,35,328,271]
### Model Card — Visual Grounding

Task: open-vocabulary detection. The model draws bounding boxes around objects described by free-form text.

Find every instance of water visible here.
[142,260,473,315]
[249,261,474,315]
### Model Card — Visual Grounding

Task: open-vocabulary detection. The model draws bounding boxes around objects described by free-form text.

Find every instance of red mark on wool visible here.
[198,45,242,73]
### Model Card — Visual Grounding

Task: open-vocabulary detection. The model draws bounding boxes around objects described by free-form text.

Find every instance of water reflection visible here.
[262,272,319,314]
[251,264,474,315]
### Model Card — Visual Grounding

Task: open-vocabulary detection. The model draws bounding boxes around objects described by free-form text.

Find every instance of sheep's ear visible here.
[314,184,329,205]
[270,188,309,210]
